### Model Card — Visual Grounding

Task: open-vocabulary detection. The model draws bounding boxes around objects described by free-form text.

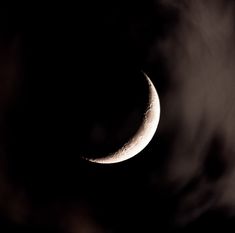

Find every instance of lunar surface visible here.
[83,73,160,164]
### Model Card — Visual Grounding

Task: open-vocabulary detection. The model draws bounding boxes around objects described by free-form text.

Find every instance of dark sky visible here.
[1,1,235,232]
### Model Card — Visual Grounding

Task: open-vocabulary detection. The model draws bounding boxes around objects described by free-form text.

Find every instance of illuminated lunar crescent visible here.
[83,73,160,164]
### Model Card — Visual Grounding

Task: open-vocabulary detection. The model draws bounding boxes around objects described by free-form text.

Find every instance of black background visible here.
[0,2,234,233]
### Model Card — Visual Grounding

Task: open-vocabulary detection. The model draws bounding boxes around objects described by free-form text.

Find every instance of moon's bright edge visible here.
[82,73,160,164]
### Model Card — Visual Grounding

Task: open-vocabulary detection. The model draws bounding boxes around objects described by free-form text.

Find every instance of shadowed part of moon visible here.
[82,73,160,164]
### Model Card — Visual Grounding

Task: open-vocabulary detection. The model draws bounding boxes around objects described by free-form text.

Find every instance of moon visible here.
[83,73,160,164]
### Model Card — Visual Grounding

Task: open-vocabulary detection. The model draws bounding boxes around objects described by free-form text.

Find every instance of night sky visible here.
[0,1,235,232]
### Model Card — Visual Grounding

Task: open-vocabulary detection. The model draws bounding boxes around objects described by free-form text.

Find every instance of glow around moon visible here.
[83,73,160,164]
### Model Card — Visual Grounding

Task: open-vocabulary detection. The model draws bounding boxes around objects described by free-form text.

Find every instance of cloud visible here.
[148,0,235,225]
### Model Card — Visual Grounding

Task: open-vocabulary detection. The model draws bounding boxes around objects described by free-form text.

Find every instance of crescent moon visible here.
[83,73,160,164]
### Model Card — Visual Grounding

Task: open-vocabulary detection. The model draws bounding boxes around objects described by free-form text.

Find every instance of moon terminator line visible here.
[82,73,160,164]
